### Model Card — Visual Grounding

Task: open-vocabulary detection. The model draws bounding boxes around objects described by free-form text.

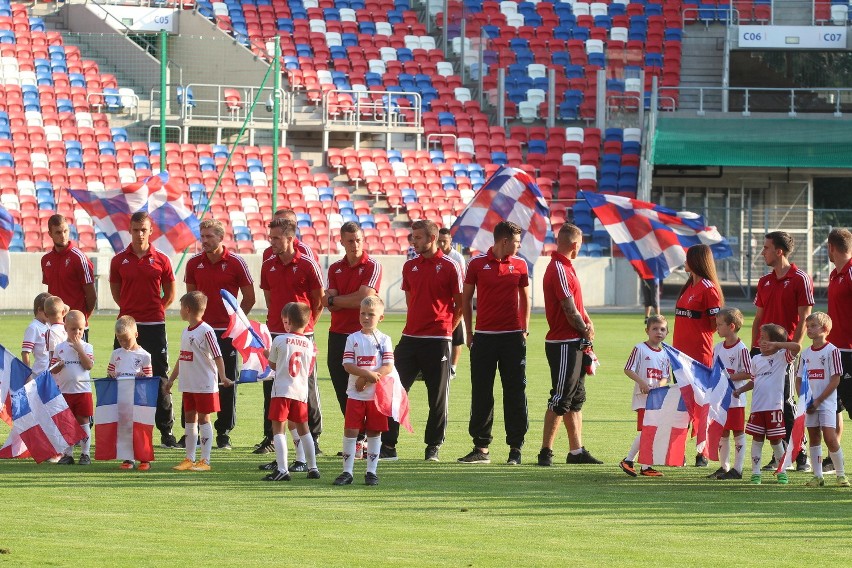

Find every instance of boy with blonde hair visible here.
[167,291,231,472]
[798,312,848,487]
[51,310,94,465]
[21,292,51,373]
[108,316,154,470]
[43,295,69,363]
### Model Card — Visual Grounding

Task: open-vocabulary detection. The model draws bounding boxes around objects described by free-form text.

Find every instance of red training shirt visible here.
[543,252,589,342]
[401,250,463,338]
[326,252,382,335]
[41,244,94,320]
[184,247,254,330]
[672,278,721,366]
[465,247,529,333]
[828,258,852,349]
[109,244,175,324]
[753,262,814,345]
[260,249,324,334]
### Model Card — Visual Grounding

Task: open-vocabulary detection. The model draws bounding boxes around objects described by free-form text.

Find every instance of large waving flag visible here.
[94,376,160,462]
[450,166,550,268]
[221,289,273,383]
[776,363,812,474]
[375,369,413,433]
[0,370,86,463]
[664,345,734,461]
[0,343,31,426]
[638,385,690,466]
[0,204,13,288]
[580,192,732,281]
[68,172,201,255]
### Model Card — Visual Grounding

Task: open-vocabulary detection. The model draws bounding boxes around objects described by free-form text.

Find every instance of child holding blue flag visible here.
[798,312,848,487]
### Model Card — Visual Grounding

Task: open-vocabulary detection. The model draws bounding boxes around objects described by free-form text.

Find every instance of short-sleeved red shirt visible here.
[184,247,254,330]
[401,250,463,338]
[673,278,721,366]
[260,249,324,334]
[109,244,175,324]
[828,258,852,349]
[41,244,94,319]
[753,263,814,345]
[465,247,529,333]
[543,252,588,342]
[326,252,382,335]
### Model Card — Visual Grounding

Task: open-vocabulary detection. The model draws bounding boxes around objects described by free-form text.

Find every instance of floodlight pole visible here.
[272,37,281,214]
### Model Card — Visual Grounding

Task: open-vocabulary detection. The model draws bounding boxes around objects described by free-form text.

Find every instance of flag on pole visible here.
[579,192,733,281]
[450,166,550,268]
[375,369,413,433]
[0,204,13,288]
[0,343,31,426]
[67,171,201,255]
[639,385,691,466]
[93,376,160,462]
[776,363,812,474]
[0,370,86,463]
[221,289,273,383]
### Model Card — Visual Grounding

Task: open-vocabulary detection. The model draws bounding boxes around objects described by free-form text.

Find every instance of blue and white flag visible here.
[221,289,273,383]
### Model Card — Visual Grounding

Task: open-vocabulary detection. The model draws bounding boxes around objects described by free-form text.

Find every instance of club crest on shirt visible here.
[783,281,790,288]
[292,266,298,273]
[688,294,695,303]
[133,357,142,367]
[508,265,514,272]
[436,264,442,272]
[65,258,71,267]
[729,355,736,366]
[359,267,364,274]
[820,355,826,366]
[149,258,154,265]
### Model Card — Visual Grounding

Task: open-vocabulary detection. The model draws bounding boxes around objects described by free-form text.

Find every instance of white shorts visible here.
[805,407,837,429]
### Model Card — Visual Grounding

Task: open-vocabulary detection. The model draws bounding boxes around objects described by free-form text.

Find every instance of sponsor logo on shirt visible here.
[122,259,130,264]
[646,368,663,380]
[412,266,418,272]
[357,355,377,366]
[45,260,51,266]
[809,369,825,380]
[180,350,194,362]
[483,264,491,270]
[335,268,342,273]
[198,263,205,268]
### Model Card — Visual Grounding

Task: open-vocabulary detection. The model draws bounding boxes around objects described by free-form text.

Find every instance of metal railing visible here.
[321,89,423,130]
[659,85,852,117]
[149,83,291,124]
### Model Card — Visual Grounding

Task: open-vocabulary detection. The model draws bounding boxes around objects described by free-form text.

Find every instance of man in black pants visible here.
[109,211,177,448]
[458,221,530,465]
[184,218,255,450]
[379,220,463,461]
[323,221,382,455]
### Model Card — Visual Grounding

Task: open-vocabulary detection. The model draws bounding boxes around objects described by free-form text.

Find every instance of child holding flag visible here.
[797,312,848,487]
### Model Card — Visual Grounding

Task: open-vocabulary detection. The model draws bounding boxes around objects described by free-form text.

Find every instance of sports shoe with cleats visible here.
[173,458,195,471]
[263,470,291,481]
[566,447,603,464]
[119,460,135,470]
[333,472,354,485]
[191,459,211,471]
[823,457,835,474]
[78,454,91,466]
[707,467,727,479]
[620,459,637,477]
[837,475,851,487]
[537,448,554,467]
[776,472,789,485]
[161,434,179,449]
[307,468,321,479]
[507,448,522,465]
[640,467,663,477]
[289,461,308,472]
[425,445,440,461]
[721,469,742,480]
[137,462,151,471]
[365,472,379,486]
[457,448,490,464]
[252,437,274,454]
[805,476,825,487]
[57,455,75,465]
[259,460,277,471]
[694,453,708,467]
[378,445,398,461]
[216,435,232,450]
[761,457,778,471]
[750,474,762,484]
[795,451,811,472]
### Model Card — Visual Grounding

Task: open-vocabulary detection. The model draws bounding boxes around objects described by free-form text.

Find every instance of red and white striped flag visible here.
[375,370,413,433]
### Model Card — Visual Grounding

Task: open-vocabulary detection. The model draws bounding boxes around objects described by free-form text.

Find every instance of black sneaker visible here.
[378,445,398,461]
[307,468,321,479]
[78,454,91,466]
[823,457,836,474]
[537,448,553,466]
[796,451,811,472]
[290,461,308,472]
[695,453,708,467]
[253,437,274,454]
[262,470,291,481]
[458,448,490,464]
[216,434,232,450]
[57,455,75,465]
[507,448,522,465]
[175,435,186,449]
[314,440,323,456]
[721,468,742,480]
[566,447,603,464]
[425,445,440,461]
[365,472,379,486]
[761,456,778,471]
[707,467,727,479]
[258,460,278,471]
[160,434,179,449]
[333,472,354,485]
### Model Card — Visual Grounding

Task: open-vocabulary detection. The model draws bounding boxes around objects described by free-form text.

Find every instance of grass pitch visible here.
[0,312,850,567]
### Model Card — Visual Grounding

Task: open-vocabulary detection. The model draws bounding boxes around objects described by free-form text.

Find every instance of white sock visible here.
[300,432,316,469]
[185,423,198,462]
[451,365,457,373]
[718,435,730,471]
[771,441,785,462]
[81,423,91,455]
[625,434,641,462]
[342,436,357,475]
[63,445,73,457]
[810,445,823,477]
[733,434,746,474]
[751,440,764,475]
[366,436,381,474]
[831,448,845,477]
[200,422,214,463]
[274,433,288,474]
[291,428,305,463]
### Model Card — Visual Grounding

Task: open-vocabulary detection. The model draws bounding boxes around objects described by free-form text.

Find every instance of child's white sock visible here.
[831,448,845,477]
[185,423,198,462]
[300,432,316,470]
[810,445,823,477]
[81,423,91,456]
[342,436,357,475]
[771,440,785,463]
[200,422,214,463]
[274,433,288,474]
[733,434,746,473]
[366,436,381,475]
[291,428,305,463]
[63,445,73,457]
[625,434,641,462]
[718,435,730,471]
[751,440,764,475]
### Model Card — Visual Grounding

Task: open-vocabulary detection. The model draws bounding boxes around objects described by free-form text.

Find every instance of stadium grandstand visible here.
[0,0,850,307]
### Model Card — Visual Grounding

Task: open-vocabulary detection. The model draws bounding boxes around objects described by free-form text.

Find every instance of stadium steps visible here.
[677,26,726,112]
